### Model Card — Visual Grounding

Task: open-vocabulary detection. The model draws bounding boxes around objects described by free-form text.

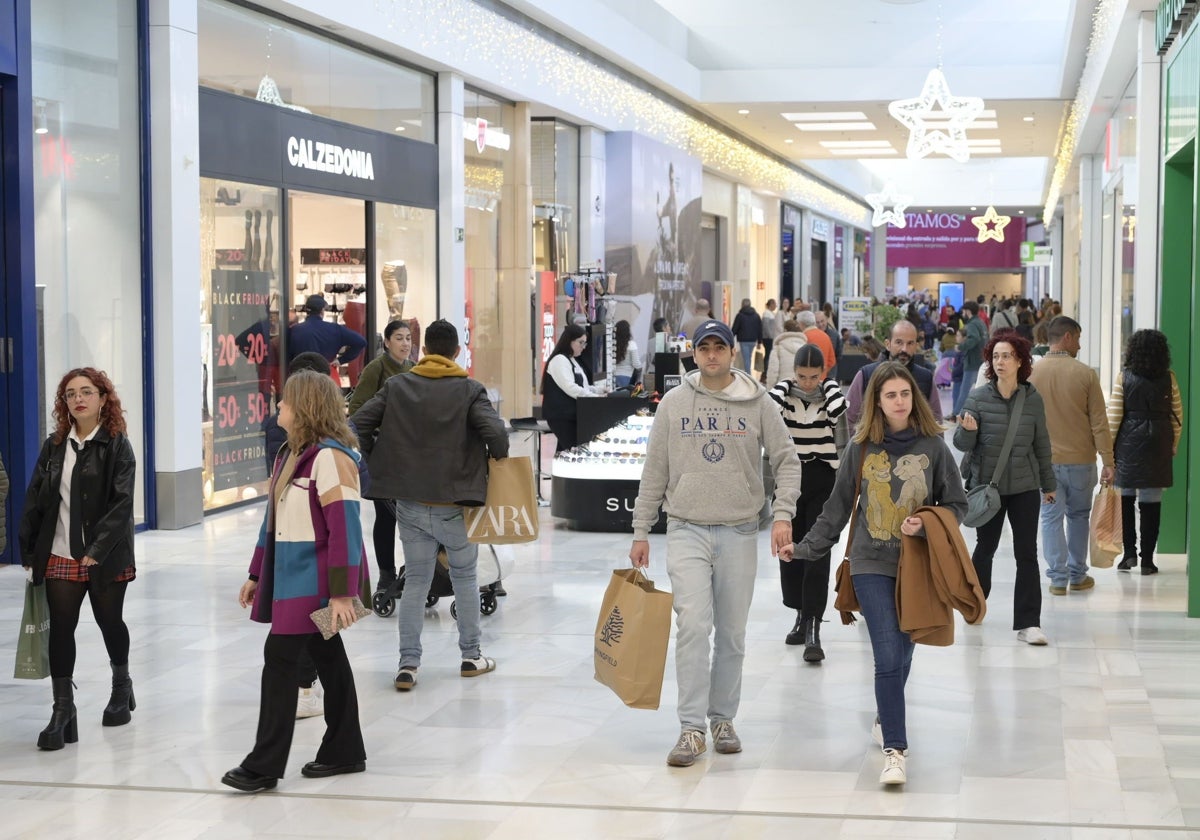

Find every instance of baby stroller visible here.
[372,543,512,619]
[934,354,954,390]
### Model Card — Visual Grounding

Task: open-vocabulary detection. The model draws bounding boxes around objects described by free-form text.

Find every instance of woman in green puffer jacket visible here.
[953,329,1055,647]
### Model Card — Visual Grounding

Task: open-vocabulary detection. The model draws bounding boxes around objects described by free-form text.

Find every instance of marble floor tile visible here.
[0,493,1196,839]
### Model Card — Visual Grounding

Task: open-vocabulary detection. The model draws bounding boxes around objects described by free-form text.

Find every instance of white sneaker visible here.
[880,748,906,785]
[1017,627,1049,646]
[296,681,324,719]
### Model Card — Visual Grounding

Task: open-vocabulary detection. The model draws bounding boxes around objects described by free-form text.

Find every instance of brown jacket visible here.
[834,506,986,645]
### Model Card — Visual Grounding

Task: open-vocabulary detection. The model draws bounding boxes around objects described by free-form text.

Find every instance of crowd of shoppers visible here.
[7,289,1180,795]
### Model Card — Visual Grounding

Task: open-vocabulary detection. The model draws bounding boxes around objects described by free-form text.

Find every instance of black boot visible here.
[1139,502,1161,575]
[802,617,825,663]
[102,662,136,727]
[1117,495,1137,571]
[785,611,804,646]
[38,677,78,750]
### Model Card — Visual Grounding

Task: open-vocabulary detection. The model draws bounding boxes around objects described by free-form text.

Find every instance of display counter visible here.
[550,411,666,533]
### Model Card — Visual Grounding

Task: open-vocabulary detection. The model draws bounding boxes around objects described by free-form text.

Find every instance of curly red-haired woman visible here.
[18,368,137,750]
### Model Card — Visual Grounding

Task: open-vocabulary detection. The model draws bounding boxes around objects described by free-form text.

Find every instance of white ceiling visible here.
[508,0,1111,217]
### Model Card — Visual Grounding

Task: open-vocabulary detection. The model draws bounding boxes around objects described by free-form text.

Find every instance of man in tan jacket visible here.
[1028,316,1114,596]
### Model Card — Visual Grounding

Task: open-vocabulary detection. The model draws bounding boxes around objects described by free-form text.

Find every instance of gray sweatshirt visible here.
[632,369,802,540]
[792,430,967,577]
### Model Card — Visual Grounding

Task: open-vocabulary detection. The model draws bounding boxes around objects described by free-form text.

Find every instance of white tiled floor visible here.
[1,435,1198,838]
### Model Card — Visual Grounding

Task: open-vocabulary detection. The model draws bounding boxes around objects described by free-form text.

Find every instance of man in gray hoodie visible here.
[630,319,802,767]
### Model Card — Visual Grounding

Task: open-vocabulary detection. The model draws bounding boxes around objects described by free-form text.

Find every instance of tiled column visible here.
[437,72,466,360]
[579,127,606,269]
[1135,10,1162,330]
[149,0,202,528]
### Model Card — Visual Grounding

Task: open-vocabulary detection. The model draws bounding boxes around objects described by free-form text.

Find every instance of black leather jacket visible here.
[350,372,508,505]
[18,429,137,587]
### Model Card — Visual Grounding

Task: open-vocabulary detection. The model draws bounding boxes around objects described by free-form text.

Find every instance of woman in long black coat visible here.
[1107,330,1182,575]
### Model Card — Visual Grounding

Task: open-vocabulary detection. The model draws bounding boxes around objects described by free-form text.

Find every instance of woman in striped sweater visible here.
[768,343,848,660]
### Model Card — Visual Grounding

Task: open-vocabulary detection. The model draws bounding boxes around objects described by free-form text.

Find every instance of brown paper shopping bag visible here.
[465,457,539,544]
[1089,483,1122,569]
[593,569,673,710]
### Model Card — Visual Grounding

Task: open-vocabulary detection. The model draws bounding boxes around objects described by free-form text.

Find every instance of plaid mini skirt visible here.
[45,553,136,584]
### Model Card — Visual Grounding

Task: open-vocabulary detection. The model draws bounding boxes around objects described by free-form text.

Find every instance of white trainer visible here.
[880,748,906,785]
[295,680,324,719]
[1017,627,1049,646]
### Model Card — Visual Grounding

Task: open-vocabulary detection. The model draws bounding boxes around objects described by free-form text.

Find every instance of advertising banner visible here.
[605,133,703,340]
[210,269,272,492]
[838,297,873,338]
[876,212,1026,269]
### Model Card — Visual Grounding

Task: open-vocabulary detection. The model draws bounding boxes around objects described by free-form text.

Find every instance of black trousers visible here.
[546,417,578,453]
[761,338,774,375]
[373,498,398,579]
[242,632,366,778]
[780,459,837,619]
[970,489,1042,631]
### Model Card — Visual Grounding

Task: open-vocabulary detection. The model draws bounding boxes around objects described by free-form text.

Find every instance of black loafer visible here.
[301,760,366,778]
[221,766,278,792]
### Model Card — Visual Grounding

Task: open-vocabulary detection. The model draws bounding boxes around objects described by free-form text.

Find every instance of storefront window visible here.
[197,0,435,142]
[200,179,282,510]
[32,0,145,522]
[464,90,515,398]
[375,203,437,356]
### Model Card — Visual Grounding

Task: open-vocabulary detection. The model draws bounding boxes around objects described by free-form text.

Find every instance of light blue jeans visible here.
[853,573,914,752]
[664,518,759,732]
[392,500,482,667]
[1040,463,1096,587]
[739,342,755,373]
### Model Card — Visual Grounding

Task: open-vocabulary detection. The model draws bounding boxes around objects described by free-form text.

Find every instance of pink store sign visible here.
[868,212,1026,270]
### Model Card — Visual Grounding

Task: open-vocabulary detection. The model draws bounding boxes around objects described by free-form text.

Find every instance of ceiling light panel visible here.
[781,111,869,122]
[819,140,893,148]
[796,122,877,131]
[829,148,897,155]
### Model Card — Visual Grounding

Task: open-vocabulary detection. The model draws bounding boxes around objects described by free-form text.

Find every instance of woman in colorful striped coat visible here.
[222,370,372,793]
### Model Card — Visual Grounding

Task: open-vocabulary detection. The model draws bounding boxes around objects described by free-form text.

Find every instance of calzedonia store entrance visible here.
[197,89,438,511]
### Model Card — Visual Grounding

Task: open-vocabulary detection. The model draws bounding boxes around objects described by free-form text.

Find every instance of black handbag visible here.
[962,387,1025,528]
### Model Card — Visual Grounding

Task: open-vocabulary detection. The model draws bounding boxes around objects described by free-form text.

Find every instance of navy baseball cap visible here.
[692,320,735,347]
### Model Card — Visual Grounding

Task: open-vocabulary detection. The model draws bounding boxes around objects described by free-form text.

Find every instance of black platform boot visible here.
[1139,502,1161,575]
[802,617,825,663]
[102,662,136,726]
[785,611,804,646]
[38,677,78,750]
[1117,495,1137,571]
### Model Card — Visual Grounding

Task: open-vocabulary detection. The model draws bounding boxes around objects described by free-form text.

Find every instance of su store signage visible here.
[867,211,1026,270]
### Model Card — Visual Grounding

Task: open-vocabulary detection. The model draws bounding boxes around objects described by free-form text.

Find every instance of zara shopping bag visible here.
[1088,483,1122,569]
[594,569,673,710]
[14,580,50,680]
[465,457,539,545]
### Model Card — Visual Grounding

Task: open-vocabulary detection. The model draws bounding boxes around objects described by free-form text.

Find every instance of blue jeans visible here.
[852,573,914,752]
[614,375,631,388]
[739,342,755,373]
[392,500,483,667]
[1041,463,1096,587]
[664,519,758,732]
[952,366,980,417]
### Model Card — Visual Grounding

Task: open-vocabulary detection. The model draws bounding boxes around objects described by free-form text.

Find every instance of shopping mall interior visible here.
[1,0,1198,837]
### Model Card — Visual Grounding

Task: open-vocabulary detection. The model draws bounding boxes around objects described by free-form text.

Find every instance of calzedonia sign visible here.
[286,136,375,181]
[198,88,437,208]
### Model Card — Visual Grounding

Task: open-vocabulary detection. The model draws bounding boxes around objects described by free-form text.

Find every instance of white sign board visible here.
[838,297,873,338]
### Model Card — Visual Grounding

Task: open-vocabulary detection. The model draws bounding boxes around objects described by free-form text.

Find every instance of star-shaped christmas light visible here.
[888,68,984,163]
[971,205,1011,242]
[865,182,912,228]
